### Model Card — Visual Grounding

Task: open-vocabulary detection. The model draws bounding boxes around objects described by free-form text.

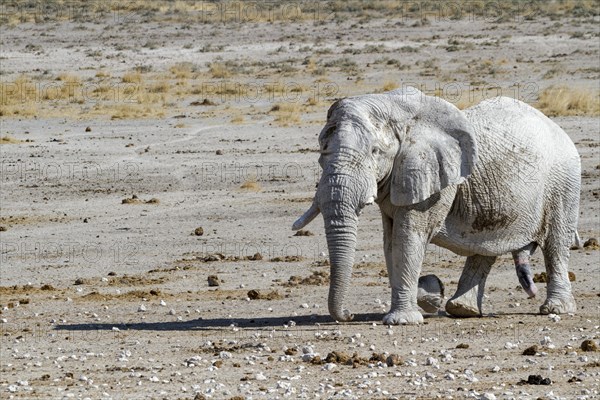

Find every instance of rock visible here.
[194,227,204,236]
[522,345,538,356]
[523,374,551,385]
[207,275,220,287]
[74,278,85,285]
[85,126,91,132]
[567,376,582,383]
[581,339,598,352]
[255,372,267,381]
[456,343,469,349]
[568,271,576,281]
[583,238,599,249]
[215,149,223,155]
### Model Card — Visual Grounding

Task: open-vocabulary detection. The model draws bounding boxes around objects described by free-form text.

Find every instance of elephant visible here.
[293,87,580,325]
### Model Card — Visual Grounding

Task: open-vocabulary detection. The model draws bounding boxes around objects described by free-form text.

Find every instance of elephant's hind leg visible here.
[445,255,496,317]
[539,182,578,314]
[539,239,576,314]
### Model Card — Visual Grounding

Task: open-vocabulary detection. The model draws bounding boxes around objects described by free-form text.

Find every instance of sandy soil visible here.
[1,3,599,399]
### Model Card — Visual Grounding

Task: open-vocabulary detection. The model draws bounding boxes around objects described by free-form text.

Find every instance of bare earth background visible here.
[0,1,599,399]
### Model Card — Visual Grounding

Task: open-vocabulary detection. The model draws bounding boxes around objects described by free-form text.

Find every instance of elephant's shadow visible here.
[53,312,470,333]
[54,313,375,333]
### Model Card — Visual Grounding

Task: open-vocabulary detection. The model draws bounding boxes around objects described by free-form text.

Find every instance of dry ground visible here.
[1,1,599,399]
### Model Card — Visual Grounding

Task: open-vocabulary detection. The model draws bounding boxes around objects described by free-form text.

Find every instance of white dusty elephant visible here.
[293,87,581,325]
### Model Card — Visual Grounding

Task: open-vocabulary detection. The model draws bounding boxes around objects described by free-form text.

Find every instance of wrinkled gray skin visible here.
[293,87,580,324]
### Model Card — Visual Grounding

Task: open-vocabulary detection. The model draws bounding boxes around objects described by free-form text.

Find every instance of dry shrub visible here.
[270,102,302,126]
[537,86,600,116]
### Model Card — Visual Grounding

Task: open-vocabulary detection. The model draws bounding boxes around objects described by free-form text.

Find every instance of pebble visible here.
[138,304,146,312]
[426,357,438,366]
[548,313,561,322]
[323,363,336,371]
[160,300,167,306]
[255,372,267,381]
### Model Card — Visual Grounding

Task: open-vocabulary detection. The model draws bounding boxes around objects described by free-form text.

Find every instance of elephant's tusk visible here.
[292,201,320,230]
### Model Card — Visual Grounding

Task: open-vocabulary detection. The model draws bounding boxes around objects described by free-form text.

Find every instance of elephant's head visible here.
[293,87,478,322]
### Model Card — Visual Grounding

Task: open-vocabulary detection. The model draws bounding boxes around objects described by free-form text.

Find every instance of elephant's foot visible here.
[417,274,444,313]
[383,309,423,325]
[445,294,481,317]
[540,295,576,314]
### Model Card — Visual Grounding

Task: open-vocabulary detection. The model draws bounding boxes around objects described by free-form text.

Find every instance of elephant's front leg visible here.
[445,255,496,317]
[383,217,428,325]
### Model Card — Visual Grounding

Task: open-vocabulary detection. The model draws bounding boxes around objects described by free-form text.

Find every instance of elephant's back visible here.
[464,97,579,164]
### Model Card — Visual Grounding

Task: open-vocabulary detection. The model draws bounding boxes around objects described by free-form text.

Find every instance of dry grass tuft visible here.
[231,114,244,124]
[382,81,399,92]
[270,103,302,126]
[209,63,231,79]
[0,135,23,144]
[240,180,261,191]
[537,86,600,116]
[122,72,142,83]
[169,62,195,79]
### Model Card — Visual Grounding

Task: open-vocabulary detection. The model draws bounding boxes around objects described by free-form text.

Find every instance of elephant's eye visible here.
[372,147,380,155]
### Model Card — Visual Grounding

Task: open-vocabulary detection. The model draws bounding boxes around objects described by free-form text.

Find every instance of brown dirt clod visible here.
[522,345,538,356]
[456,343,470,349]
[286,271,329,286]
[294,229,314,236]
[581,339,598,352]
[194,227,204,236]
[247,289,282,300]
[583,238,599,250]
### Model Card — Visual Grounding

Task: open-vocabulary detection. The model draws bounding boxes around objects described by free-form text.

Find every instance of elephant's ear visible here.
[389,90,478,206]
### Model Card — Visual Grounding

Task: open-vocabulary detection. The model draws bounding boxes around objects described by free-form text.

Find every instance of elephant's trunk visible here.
[319,175,361,322]
[325,221,358,322]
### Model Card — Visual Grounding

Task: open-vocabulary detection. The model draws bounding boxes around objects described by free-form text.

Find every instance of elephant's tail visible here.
[574,231,582,249]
